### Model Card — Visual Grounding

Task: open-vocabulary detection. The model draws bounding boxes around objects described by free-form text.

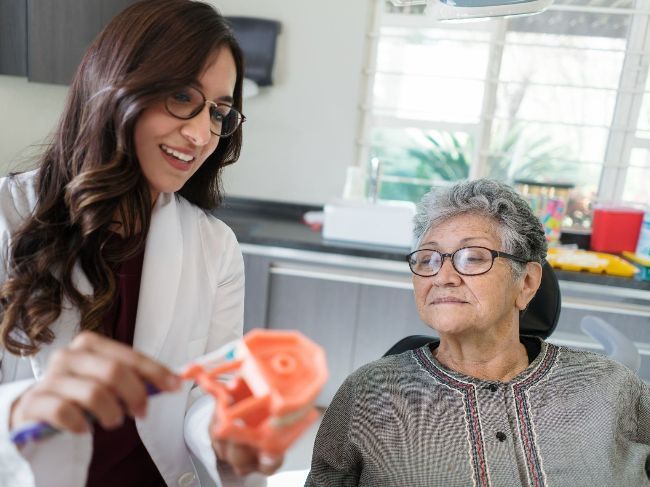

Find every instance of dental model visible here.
[11,329,328,456]
[183,329,328,456]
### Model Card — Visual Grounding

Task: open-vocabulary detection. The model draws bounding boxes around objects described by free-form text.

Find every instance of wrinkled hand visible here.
[210,415,284,476]
[10,331,181,434]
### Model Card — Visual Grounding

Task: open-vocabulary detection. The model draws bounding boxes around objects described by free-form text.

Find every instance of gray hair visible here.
[413,179,547,278]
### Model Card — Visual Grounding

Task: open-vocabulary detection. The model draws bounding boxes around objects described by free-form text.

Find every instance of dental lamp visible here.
[390,0,554,21]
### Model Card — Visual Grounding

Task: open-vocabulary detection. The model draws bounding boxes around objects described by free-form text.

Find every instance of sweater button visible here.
[488,384,498,392]
[496,431,507,442]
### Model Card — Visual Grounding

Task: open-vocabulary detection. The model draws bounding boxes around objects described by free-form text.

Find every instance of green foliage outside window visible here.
[370,125,571,203]
[485,124,573,182]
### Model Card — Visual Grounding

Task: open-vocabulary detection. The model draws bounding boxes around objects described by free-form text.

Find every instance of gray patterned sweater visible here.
[306,339,650,487]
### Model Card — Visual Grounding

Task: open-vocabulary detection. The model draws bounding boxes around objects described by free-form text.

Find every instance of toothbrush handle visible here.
[10,382,161,447]
[10,421,62,447]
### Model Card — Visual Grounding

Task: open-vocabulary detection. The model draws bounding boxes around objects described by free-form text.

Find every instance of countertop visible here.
[212,197,650,292]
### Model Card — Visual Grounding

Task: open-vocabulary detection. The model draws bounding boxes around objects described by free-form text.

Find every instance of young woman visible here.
[0,1,279,485]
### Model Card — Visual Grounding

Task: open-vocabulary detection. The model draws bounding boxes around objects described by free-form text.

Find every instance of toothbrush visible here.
[9,339,240,448]
[10,330,327,457]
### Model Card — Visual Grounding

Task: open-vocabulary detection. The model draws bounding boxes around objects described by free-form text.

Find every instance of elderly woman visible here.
[305,179,650,486]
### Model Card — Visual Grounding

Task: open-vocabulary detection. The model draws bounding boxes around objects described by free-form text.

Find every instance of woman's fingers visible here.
[69,331,181,394]
[12,389,89,433]
[10,331,182,434]
[212,438,284,476]
[257,452,283,476]
[223,442,259,476]
[50,348,149,419]
[38,375,125,430]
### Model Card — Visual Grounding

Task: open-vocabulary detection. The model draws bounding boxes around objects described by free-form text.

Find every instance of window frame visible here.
[357,0,650,209]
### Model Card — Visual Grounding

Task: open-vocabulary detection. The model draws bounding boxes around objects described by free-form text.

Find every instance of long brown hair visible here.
[0,0,245,355]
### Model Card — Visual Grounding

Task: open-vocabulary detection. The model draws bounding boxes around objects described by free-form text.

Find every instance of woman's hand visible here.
[212,439,284,476]
[210,415,284,476]
[9,331,181,434]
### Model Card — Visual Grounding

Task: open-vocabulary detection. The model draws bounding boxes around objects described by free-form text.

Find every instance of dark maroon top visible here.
[85,242,166,487]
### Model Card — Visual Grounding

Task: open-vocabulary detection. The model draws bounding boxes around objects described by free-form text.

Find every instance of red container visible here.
[590,207,644,253]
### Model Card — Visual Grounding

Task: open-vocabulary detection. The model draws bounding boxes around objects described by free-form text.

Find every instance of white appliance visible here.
[323,199,416,249]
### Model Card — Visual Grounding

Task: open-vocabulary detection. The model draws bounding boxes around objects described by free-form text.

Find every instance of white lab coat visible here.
[0,171,245,487]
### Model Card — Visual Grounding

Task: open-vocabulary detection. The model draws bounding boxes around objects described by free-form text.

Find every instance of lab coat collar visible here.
[27,192,183,377]
[132,192,183,360]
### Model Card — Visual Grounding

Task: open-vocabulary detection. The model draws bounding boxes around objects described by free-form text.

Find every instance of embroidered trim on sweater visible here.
[511,344,559,487]
[415,347,491,487]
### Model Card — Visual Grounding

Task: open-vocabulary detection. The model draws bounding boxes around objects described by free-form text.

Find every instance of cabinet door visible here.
[0,0,27,76]
[27,0,134,84]
[353,284,431,370]
[242,253,272,334]
[265,266,359,406]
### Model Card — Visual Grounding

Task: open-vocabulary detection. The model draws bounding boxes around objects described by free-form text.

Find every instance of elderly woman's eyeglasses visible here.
[165,86,245,137]
[406,246,530,277]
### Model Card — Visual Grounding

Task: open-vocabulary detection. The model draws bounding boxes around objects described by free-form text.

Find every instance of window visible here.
[358,0,650,230]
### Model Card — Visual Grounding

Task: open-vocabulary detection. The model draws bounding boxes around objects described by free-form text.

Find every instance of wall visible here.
[0,76,68,174]
[214,0,372,204]
[0,0,373,205]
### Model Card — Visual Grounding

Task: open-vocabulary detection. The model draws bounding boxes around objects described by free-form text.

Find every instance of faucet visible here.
[368,157,382,204]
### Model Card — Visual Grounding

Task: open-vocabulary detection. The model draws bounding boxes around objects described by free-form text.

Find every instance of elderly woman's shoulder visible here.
[342,348,426,392]
[550,341,641,381]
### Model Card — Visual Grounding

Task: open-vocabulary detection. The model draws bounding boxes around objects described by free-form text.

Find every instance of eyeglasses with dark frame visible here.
[406,246,530,277]
[165,85,246,137]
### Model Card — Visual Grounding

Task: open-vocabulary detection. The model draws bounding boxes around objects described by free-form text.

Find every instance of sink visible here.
[322,199,416,248]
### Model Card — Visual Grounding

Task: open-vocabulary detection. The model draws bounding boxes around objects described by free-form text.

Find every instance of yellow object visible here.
[547,248,639,277]
[622,251,650,267]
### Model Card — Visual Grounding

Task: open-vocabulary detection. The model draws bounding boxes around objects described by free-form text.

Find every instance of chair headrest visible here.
[520,260,561,339]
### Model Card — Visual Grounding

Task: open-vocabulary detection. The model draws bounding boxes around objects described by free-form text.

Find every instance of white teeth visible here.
[161,144,194,163]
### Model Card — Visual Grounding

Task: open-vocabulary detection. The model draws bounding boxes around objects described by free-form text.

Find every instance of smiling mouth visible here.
[160,144,195,163]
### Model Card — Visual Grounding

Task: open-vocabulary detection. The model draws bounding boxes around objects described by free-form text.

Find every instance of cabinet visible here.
[0,0,27,76]
[241,246,429,405]
[241,244,650,405]
[0,0,134,84]
[352,284,431,370]
[266,269,359,404]
[242,252,361,404]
